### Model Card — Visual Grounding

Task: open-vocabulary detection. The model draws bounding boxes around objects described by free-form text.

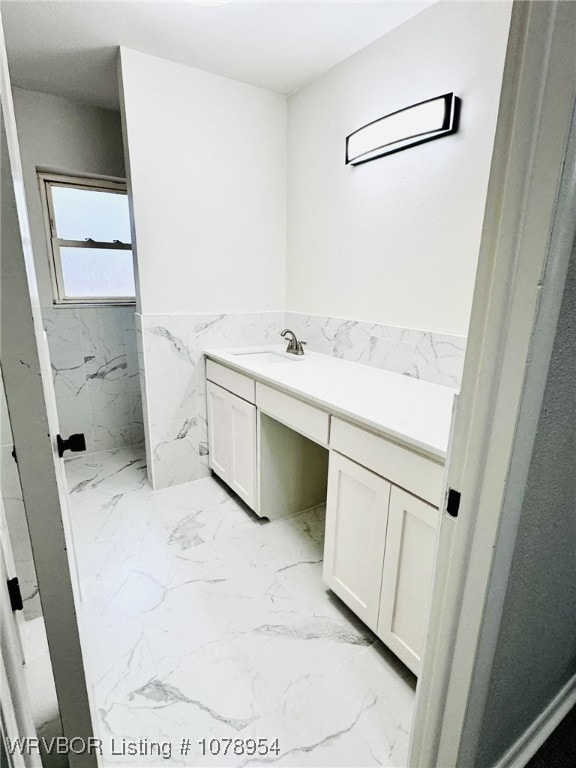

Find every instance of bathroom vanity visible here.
[204,345,456,674]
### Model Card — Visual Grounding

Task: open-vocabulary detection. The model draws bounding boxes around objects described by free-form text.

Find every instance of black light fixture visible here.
[345,92,460,166]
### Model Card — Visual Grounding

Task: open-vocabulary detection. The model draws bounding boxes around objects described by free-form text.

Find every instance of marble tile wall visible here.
[137,312,283,490]
[284,312,467,390]
[138,310,466,491]
[0,370,41,620]
[43,306,144,455]
[0,305,144,623]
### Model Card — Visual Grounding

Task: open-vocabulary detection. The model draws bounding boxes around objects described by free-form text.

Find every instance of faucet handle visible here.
[281,328,305,354]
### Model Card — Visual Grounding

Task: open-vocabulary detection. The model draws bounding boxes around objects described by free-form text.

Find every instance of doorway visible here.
[2,4,572,768]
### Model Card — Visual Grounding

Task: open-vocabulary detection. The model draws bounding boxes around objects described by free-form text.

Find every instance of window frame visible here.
[38,172,136,306]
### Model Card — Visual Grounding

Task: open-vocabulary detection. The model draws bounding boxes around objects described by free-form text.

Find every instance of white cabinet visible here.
[323,451,439,675]
[206,381,256,509]
[330,417,444,507]
[323,452,391,631]
[228,392,257,507]
[207,380,230,483]
[378,487,439,674]
[205,356,444,675]
[206,373,329,520]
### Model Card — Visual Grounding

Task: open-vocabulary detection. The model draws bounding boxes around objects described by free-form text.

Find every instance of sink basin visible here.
[232,351,299,365]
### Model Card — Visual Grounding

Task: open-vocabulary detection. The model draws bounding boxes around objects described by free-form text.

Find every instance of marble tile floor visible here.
[66,447,416,768]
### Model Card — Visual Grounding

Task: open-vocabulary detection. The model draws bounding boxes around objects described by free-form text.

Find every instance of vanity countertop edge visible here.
[204,345,457,462]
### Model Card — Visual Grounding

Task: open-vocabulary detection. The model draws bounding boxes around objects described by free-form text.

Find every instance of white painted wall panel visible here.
[118,48,287,316]
[286,1,512,336]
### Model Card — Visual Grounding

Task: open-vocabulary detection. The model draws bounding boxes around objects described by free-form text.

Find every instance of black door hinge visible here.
[446,488,461,518]
[11,446,17,464]
[7,577,23,612]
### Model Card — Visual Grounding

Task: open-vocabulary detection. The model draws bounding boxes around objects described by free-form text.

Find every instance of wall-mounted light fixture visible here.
[345,92,460,166]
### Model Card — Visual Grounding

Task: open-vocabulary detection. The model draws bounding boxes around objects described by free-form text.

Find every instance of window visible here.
[39,173,136,305]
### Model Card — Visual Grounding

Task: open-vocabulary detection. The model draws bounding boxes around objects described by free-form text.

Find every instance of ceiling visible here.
[1,0,433,111]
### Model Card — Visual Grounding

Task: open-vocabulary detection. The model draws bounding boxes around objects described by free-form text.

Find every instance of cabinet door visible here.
[323,452,391,631]
[228,393,257,509]
[377,487,439,675]
[206,381,230,483]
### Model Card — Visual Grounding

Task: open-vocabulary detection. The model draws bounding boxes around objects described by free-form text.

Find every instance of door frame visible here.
[0,14,97,768]
[411,1,576,765]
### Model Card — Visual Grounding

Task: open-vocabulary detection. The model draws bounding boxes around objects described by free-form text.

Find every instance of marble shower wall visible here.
[0,370,41,620]
[284,312,467,390]
[137,312,283,490]
[43,306,144,455]
[0,306,144,622]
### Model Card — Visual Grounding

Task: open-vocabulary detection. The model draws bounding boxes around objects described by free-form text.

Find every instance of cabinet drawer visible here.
[206,359,255,404]
[256,383,330,446]
[330,418,444,507]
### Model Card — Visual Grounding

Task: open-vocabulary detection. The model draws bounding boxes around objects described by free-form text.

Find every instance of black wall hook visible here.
[57,433,87,458]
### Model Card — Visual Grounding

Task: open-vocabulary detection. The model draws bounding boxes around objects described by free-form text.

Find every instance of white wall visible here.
[118,48,287,316]
[286,0,512,336]
[12,88,125,308]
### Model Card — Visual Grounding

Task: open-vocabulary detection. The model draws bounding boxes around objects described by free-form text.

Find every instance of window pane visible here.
[51,185,131,243]
[60,247,135,298]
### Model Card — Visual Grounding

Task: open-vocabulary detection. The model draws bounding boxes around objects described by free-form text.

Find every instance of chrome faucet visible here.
[281,328,307,356]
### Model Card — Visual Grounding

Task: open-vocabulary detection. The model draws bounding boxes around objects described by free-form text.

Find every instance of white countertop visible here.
[204,345,457,460]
